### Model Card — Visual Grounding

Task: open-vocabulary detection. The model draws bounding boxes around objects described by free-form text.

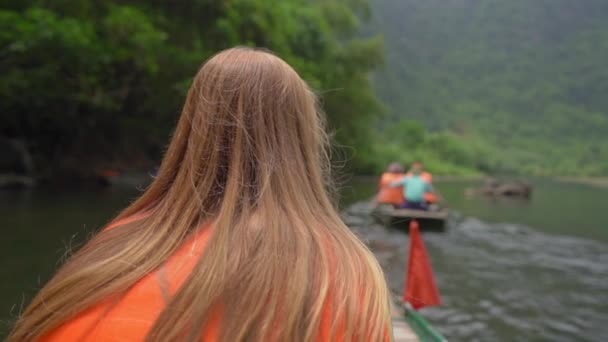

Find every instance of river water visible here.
[1,178,607,340]
[342,178,608,341]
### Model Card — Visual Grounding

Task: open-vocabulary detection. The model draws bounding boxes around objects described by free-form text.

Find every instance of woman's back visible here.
[41,224,381,341]
[41,224,213,341]
[10,47,392,342]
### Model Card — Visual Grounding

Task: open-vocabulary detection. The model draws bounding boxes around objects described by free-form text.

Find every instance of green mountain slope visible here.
[369,0,608,175]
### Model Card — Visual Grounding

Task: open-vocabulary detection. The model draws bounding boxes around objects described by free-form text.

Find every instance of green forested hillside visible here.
[369,0,608,175]
[3,0,607,179]
[0,0,383,179]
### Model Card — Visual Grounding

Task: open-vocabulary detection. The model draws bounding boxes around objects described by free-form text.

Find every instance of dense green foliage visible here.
[369,0,608,176]
[4,0,606,178]
[364,120,490,175]
[0,0,383,179]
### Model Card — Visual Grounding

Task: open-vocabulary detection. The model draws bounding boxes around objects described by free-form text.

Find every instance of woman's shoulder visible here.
[41,270,166,341]
[41,224,214,342]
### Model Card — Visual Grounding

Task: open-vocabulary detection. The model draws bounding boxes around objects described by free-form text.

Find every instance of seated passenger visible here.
[377,162,405,207]
[404,161,437,204]
[391,162,435,210]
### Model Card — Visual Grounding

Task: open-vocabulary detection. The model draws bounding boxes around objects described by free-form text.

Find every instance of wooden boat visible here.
[373,205,449,231]
[392,300,447,342]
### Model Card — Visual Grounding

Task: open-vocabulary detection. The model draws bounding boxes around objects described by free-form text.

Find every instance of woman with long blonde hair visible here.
[9,47,392,341]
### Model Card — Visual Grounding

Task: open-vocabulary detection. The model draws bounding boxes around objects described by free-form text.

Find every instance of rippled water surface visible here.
[342,179,608,341]
[1,179,607,340]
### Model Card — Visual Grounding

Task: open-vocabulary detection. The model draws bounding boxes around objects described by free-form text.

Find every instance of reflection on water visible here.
[344,200,608,342]
[1,179,607,341]
[0,187,139,335]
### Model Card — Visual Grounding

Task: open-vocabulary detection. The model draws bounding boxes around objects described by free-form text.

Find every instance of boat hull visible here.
[373,205,449,231]
[391,297,447,342]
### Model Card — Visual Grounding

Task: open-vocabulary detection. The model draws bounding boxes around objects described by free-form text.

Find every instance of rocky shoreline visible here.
[555,177,608,189]
[0,174,35,189]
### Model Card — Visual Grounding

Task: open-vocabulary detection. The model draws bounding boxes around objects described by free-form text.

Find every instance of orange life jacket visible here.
[377,172,405,205]
[424,192,438,204]
[41,218,389,341]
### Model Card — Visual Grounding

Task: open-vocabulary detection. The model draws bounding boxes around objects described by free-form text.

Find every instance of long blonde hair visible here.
[9,47,392,341]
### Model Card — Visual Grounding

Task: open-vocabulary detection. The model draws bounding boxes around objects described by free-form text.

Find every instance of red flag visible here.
[403,220,441,309]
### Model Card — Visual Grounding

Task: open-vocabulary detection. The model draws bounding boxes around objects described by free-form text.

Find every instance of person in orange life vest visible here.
[9,47,393,342]
[391,162,437,210]
[377,162,406,207]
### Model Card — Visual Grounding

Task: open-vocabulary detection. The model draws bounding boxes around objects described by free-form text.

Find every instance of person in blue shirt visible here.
[391,162,435,210]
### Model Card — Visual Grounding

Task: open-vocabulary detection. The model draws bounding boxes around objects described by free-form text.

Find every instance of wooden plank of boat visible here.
[389,208,449,221]
[392,300,447,342]
[392,301,420,342]
[401,303,447,342]
[373,205,449,231]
